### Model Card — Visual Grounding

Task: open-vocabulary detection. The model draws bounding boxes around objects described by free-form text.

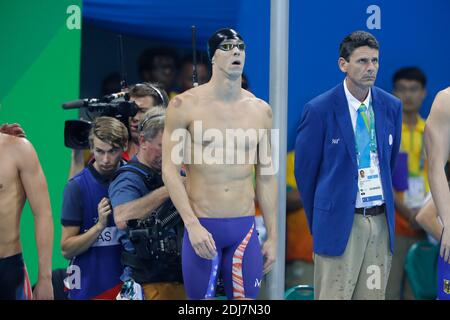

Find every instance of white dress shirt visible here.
[343,78,385,208]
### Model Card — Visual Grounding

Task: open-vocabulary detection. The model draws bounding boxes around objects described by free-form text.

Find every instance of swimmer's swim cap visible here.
[207,28,244,61]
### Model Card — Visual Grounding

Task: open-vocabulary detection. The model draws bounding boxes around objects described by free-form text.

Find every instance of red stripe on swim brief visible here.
[232,223,254,299]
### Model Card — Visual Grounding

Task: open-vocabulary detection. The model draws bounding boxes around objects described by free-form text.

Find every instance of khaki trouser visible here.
[314,214,392,300]
[142,282,186,300]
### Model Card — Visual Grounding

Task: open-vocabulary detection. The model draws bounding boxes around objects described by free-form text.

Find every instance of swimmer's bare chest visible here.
[0,154,24,254]
[0,156,25,211]
[185,101,265,165]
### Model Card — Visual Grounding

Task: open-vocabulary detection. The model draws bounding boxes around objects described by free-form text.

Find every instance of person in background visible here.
[138,47,179,98]
[387,67,428,300]
[61,116,128,300]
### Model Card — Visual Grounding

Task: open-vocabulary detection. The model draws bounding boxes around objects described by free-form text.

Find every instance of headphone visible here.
[133,82,169,108]
[138,113,165,133]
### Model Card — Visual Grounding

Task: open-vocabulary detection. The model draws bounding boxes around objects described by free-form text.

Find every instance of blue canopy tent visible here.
[83,0,240,49]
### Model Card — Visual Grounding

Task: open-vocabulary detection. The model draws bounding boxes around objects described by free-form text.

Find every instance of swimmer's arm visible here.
[15,139,53,282]
[163,96,216,259]
[256,102,278,273]
[426,90,450,226]
[162,96,198,227]
[426,89,450,261]
[256,166,278,240]
[415,198,443,242]
[394,193,419,226]
[255,102,278,241]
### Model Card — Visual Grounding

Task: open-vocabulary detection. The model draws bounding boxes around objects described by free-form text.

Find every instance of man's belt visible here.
[355,204,385,216]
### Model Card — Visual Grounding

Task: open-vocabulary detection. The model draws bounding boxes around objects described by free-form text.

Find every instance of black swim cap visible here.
[207,28,244,61]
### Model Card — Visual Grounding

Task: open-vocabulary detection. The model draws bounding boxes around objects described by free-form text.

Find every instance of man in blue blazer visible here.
[295,31,402,299]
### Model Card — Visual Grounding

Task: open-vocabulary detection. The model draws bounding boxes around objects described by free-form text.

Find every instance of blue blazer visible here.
[294,83,402,256]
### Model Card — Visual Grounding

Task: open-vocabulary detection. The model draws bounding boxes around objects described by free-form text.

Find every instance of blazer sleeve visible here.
[294,102,325,232]
[390,100,403,173]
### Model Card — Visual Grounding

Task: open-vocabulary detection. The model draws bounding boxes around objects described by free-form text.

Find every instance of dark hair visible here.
[393,67,427,88]
[128,82,169,108]
[339,31,379,61]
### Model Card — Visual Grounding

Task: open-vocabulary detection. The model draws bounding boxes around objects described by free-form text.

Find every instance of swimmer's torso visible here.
[0,134,25,257]
[176,86,269,218]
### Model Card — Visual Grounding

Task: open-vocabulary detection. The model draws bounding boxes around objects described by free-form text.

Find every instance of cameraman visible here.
[126,82,169,160]
[109,107,185,300]
[60,116,128,299]
[68,82,168,179]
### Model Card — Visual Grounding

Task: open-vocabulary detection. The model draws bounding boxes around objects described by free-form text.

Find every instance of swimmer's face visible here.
[129,95,156,143]
[339,46,379,89]
[140,130,163,171]
[394,79,426,113]
[213,39,246,79]
[91,136,123,176]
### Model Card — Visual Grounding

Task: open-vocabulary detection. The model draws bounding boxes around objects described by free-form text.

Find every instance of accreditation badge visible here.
[358,165,383,203]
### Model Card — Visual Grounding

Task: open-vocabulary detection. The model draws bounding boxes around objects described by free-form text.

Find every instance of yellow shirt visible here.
[286,151,297,190]
[396,116,428,237]
[400,116,429,192]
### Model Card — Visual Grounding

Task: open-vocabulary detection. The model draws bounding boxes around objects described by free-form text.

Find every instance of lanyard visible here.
[355,103,377,166]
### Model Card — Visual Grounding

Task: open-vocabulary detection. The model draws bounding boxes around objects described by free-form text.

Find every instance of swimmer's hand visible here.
[440,226,450,263]
[187,222,217,260]
[33,278,54,300]
[262,237,276,274]
[0,123,26,137]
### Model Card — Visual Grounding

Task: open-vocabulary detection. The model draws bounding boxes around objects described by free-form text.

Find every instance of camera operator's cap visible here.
[207,28,244,61]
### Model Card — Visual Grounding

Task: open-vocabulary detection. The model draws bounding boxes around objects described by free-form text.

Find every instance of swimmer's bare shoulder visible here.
[428,87,450,124]
[0,133,32,161]
[440,87,450,103]
[241,89,273,128]
[166,92,194,129]
[0,134,39,191]
[9,135,39,170]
